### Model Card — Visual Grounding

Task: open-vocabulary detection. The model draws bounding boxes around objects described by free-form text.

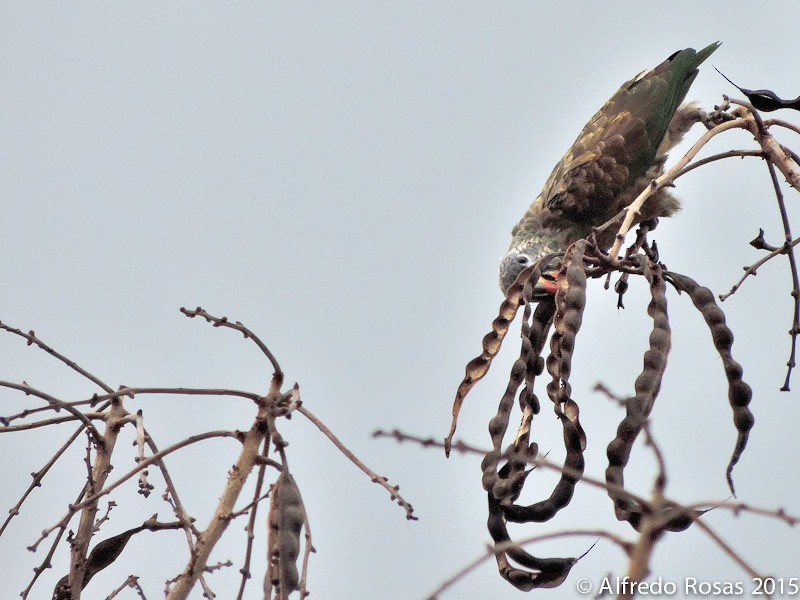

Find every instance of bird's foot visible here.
[701,97,736,129]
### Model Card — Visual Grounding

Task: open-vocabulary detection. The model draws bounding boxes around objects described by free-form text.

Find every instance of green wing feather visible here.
[512,43,719,246]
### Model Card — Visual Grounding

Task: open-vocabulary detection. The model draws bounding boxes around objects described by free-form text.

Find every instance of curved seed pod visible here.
[487,493,578,591]
[519,304,541,414]
[501,416,585,523]
[546,240,589,449]
[497,242,588,522]
[481,295,554,499]
[267,472,305,596]
[445,262,543,455]
[520,298,556,415]
[495,305,539,501]
[605,263,699,531]
[501,300,557,500]
[665,271,755,495]
[481,318,536,498]
[517,302,535,413]
[546,241,588,422]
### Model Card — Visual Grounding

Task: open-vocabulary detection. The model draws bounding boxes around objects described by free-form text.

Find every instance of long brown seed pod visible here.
[546,240,589,415]
[486,493,578,592]
[502,300,557,501]
[481,305,539,500]
[266,472,305,598]
[665,271,755,495]
[444,262,543,455]
[605,263,700,531]
[545,241,588,458]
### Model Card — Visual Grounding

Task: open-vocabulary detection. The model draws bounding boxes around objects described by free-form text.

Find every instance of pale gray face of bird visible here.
[499,247,538,293]
[498,240,562,295]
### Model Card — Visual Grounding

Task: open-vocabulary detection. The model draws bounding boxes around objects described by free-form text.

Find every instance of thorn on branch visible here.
[750,228,780,252]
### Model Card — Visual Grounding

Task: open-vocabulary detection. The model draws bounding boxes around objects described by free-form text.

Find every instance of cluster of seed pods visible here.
[448,239,755,591]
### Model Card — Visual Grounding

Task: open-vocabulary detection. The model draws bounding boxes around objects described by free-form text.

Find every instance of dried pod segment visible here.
[481,309,539,500]
[666,271,755,495]
[487,493,578,591]
[520,298,556,415]
[545,240,588,449]
[445,263,543,455]
[504,300,557,497]
[481,299,556,506]
[605,264,698,531]
[267,472,305,598]
[517,303,536,416]
[546,241,588,424]
[505,302,538,479]
[500,413,585,523]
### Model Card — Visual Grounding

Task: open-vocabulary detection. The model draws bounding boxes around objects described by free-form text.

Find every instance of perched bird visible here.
[499,43,720,294]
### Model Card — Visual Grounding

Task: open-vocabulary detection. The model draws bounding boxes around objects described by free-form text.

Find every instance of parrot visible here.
[498,43,720,295]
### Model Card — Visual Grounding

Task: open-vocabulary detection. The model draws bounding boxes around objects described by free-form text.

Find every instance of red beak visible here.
[532,269,559,298]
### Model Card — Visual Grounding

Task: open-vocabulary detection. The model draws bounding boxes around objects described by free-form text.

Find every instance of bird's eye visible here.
[516,256,529,265]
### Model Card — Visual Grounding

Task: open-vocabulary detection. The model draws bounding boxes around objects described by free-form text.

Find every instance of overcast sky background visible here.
[2,4,800,599]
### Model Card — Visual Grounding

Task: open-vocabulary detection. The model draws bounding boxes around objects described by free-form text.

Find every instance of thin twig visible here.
[0,322,115,393]
[34,430,239,552]
[762,157,800,390]
[0,380,104,442]
[180,307,284,385]
[143,434,201,539]
[719,234,800,301]
[374,429,650,508]
[21,485,85,599]
[106,575,141,600]
[764,118,800,136]
[692,519,769,591]
[300,407,417,520]
[0,425,86,536]
[0,412,109,432]
[687,500,800,526]
[732,100,800,193]
[235,440,271,600]
[296,480,314,600]
[1,387,262,426]
[671,149,765,180]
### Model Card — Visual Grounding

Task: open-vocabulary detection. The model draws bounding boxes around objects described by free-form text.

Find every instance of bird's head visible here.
[498,242,562,297]
[500,199,567,296]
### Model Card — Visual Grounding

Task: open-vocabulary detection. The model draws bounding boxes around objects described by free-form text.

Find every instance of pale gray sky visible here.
[2,3,799,599]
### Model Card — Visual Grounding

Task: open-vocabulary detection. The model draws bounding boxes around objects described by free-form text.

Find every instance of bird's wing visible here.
[540,43,720,225]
